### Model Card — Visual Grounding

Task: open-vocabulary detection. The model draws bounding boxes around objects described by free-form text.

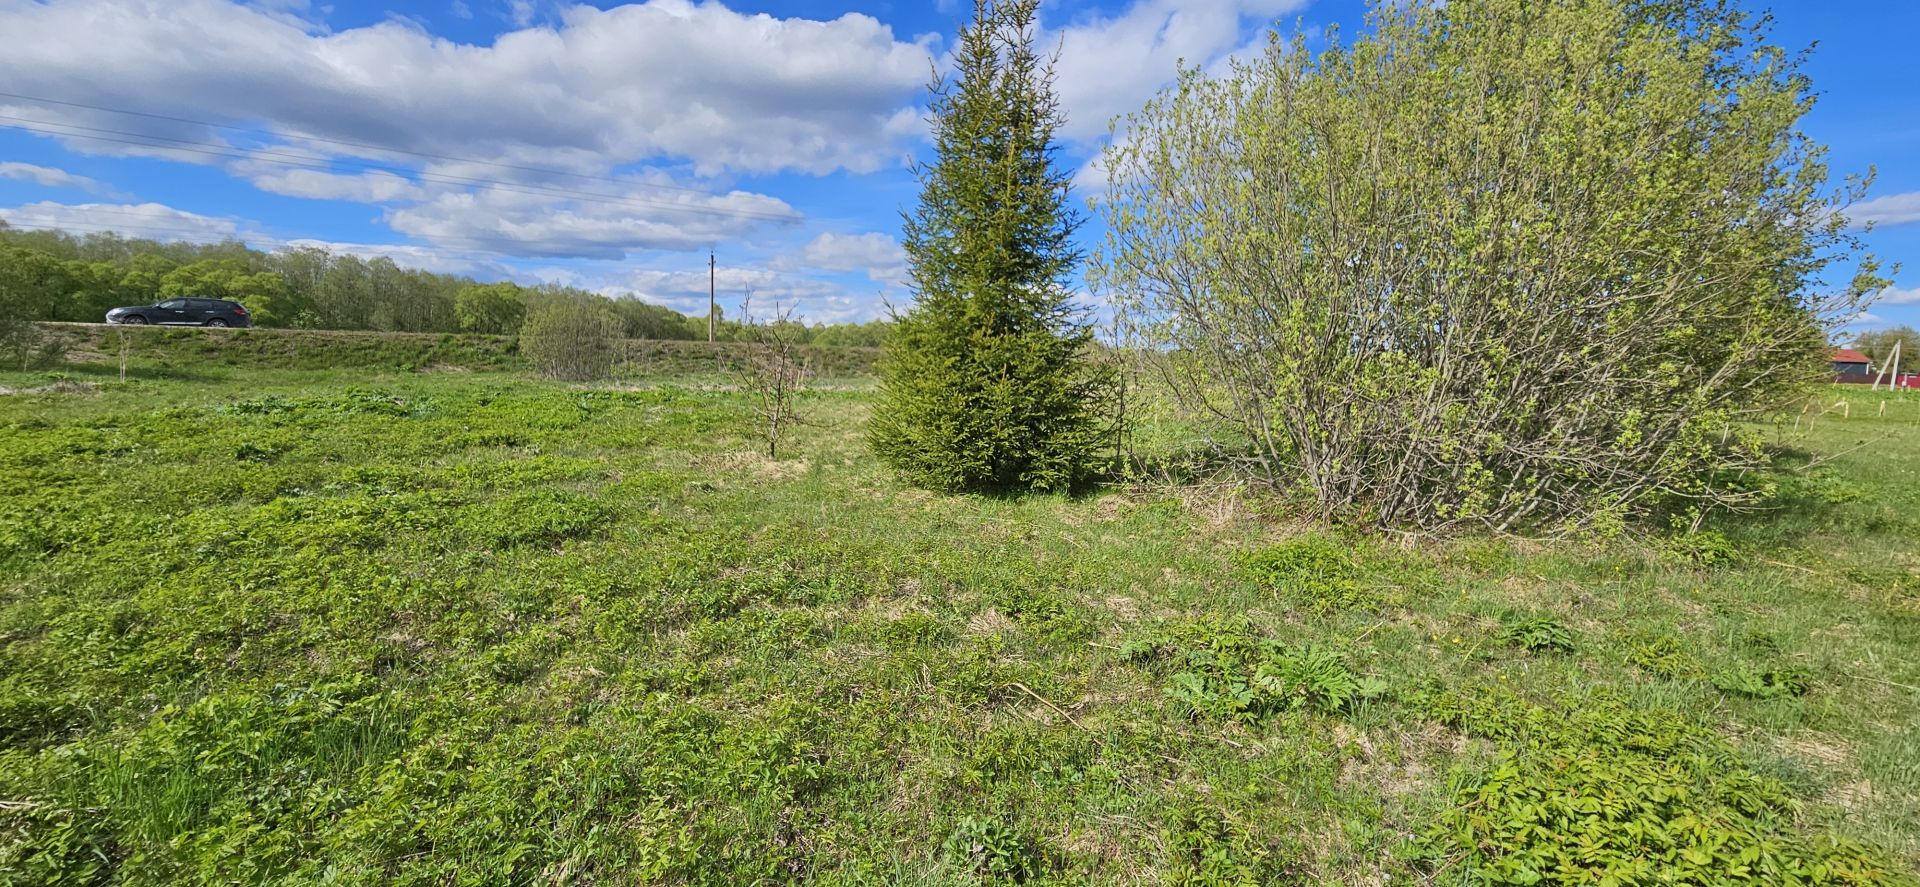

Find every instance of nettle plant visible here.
[1094,0,1886,531]
[1418,689,1898,885]
[1123,616,1383,721]
[1497,614,1576,655]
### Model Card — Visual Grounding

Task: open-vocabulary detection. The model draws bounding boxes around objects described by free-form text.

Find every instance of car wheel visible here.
[206,318,230,328]
[121,315,148,325]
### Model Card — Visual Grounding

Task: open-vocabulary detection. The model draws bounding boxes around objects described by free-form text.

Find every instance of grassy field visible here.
[28,323,882,377]
[1,351,1917,884]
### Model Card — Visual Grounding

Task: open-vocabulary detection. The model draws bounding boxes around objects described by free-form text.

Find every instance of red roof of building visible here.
[1833,348,1871,364]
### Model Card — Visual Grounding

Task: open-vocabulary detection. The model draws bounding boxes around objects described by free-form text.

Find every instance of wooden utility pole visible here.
[1880,340,1903,393]
[707,251,717,344]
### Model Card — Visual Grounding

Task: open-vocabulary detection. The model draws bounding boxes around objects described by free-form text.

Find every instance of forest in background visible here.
[0,222,894,347]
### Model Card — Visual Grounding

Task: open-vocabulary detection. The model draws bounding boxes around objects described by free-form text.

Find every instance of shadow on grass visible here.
[1113,444,1252,488]
[923,444,1259,503]
[1693,442,1905,550]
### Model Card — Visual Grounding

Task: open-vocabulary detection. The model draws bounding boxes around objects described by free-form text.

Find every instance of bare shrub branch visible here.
[736,297,814,459]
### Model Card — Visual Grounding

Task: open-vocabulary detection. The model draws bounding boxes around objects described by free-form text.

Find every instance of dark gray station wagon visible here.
[106,298,253,328]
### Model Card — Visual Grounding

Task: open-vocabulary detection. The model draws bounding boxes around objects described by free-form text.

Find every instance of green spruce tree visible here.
[868,0,1114,494]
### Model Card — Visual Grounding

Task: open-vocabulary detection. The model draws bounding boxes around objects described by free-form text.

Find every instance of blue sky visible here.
[0,0,1915,328]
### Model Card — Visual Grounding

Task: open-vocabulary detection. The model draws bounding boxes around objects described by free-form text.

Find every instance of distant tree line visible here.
[1853,326,1918,368]
[0,222,892,347]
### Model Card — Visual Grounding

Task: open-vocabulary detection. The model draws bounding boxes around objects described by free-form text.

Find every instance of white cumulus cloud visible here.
[0,0,937,177]
[278,238,515,277]
[0,161,113,194]
[614,265,865,323]
[384,182,801,259]
[1050,0,1308,141]
[0,0,1316,279]
[1849,191,1920,229]
[0,201,247,242]
[247,169,427,203]
[778,231,908,285]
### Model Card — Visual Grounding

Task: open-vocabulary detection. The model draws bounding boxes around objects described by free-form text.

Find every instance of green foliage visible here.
[456,489,613,548]
[1713,664,1815,700]
[867,0,1116,494]
[1239,535,1369,612]
[1164,805,1282,887]
[1419,690,1902,885]
[453,282,529,335]
[1627,635,1705,681]
[1124,617,1371,721]
[0,222,887,342]
[942,815,1041,882]
[1496,614,1576,655]
[1095,0,1886,530]
[986,583,1095,644]
[1,362,1916,882]
[0,245,65,369]
[878,611,950,650]
[520,301,622,381]
[1853,326,1919,369]
[1663,529,1741,567]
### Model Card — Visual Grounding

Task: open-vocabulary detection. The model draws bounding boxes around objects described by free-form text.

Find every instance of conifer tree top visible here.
[900,0,1082,336]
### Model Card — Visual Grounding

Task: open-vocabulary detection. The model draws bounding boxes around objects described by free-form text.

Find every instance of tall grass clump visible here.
[1094,0,1886,531]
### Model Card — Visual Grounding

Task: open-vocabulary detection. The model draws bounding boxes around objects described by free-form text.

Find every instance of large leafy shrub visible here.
[1094,0,1886,530]
[520,301,621,381]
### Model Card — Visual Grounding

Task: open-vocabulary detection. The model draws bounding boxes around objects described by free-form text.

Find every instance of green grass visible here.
[32,322,880,377]
[2,359,1917,885]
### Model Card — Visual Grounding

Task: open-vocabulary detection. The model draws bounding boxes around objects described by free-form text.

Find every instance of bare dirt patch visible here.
[966,607,1016,637]
[0,380,99,397]
[1783,732,1855,768]
[697,450,808,481]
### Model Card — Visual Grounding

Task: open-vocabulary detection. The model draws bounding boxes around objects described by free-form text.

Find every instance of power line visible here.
[0,89,721,197]
[0,116,801,224]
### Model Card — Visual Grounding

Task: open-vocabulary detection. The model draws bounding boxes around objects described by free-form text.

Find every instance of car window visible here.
[158,299,189,310]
